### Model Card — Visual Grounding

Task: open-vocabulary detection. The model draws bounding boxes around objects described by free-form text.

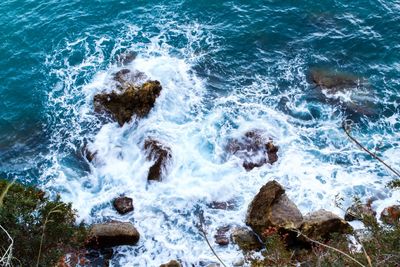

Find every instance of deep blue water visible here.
[1,0,400,265]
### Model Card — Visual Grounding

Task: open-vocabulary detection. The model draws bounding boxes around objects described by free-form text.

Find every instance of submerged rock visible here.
[160,260,181,267]
[116,51,138,65]
[113,196,134,215]
[144,139,172,181]
[300,209,352,240]
[94,80,162,126]
[380,205,400,225]
[246,180,303,238]
[113,68,147,87]
[86,222,140,248]
[344,202,376,222]
[214,226,230,246]
[227,130,278,171]
[309,69,365,92]
[231,227,263,251]
[208,200,237,210]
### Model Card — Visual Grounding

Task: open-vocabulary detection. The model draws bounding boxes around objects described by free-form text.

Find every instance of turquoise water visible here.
[1,1,400,265]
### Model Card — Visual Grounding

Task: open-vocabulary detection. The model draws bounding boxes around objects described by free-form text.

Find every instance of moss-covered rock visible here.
[94,80,162,126]
[0,179,87,267]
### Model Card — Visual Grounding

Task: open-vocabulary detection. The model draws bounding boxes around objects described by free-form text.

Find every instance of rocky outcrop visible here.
[144,139,172,181]
[380,205,400,225]
[86,222,140,249]
[94,79,162,126]
[113,196,134,215]
[300,210,352,240]
[227,130,278,171]
[116,51,137,65]
[245,181,303,237]
[160,260,181,267]
[309,69,364,92]
[345,202,376,222]
[214,226,230,246]
[231,227,263,251]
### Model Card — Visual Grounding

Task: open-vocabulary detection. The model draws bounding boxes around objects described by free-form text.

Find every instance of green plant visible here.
[0,179,87,266]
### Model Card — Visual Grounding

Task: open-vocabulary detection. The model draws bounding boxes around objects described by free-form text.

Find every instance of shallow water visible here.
[1,0,400,266]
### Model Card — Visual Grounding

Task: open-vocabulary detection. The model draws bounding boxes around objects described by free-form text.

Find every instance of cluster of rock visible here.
[227,130,278,171]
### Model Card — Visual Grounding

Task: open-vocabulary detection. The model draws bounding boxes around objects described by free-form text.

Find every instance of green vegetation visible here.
[0,179,87,267]
[248,214,400,267]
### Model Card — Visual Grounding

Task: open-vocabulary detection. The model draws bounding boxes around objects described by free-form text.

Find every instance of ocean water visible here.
[1,0,400,266]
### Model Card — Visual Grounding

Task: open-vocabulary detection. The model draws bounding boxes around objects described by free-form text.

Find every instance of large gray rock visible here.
[245,180,303,237]
[300,210,352,240]
[113,196,134,215]
[86,221,140,248]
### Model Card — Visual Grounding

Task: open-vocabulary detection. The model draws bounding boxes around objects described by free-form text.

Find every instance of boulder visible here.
[214,226,230,246]
[144,139,172,181]
[94,80,162,126]
[380,205,400,225]
[246,181,303,237]
[86,222,140,248]
[227,130,278,171]
[300,210,352,240]
[344,203,376,222]
[113,196,134,215]
[160,260,181,267]
[231,227,263,251]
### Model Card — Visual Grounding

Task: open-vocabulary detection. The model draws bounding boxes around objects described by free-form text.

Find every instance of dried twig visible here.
[197,211,227,267]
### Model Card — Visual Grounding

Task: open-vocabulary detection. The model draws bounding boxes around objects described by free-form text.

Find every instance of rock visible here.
[344,202,376,222]
[309,69,364,92]
[86,222,140,248]
[113,196,134,215]
[208,200,236,210]
[94,80,162,126]
[245,180,303,237]
[144,139,172,181]
[380,205,400,225]
[83,146,97,163]
[160,260,181,267]
[300,210,352,240]
[231,227,263,251]
[227,130,278,171]
[113,68,147,87]
[117,51,138,65]
[214,226,230,246]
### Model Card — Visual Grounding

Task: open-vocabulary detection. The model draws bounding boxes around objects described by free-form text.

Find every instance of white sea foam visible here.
[42,16,400,267]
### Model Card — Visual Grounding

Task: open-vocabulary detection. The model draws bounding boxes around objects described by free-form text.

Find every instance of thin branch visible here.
[0,224,13,267]
[342,120,400,179]
[294,230,366,267]
[198,211,227,267]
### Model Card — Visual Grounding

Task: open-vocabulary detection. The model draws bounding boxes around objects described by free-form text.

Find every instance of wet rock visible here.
[144,139,172,181]
[117,51,138,65]
[227,130,278,171]
[245,180,303,238]
[86,221,140,248]
[309,69,364,92]
[160,260,181,267]
[83,145,97,163]
[208,200,236,210]
[113,68,147,87]
[113,196,134,215]
[380,205,400,225]
[344,202,376,222]
[94,80,162,126]
[231,227,263,251]
[214,226,230,246]
[300,209,352,240]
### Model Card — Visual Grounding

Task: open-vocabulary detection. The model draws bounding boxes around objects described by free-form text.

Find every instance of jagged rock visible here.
[214,226,230,246]
[144,139,172,181]
[113,196,134,215]
[113,69,147,87]
[246,180,303,237]
[160,260,181,267]
[344,202,376,222]
[117,51,138,65]
[94,80,162,126]
[86,222,140,248]
[227,130,278,171]
[300,210,352,240]
[380,205,400,225]
[231,227,263,251]
[309,69,364,92]
[208,200,236,210]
